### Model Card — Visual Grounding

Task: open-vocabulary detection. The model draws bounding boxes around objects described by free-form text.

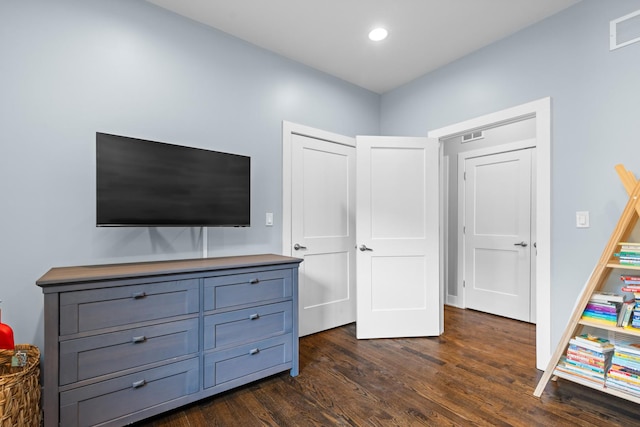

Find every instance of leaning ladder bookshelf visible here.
[534,164,640,403]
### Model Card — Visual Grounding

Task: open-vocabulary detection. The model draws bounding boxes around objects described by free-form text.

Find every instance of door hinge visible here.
[463,280,466,288]
[463,226,465,234]
[464,171,466,180]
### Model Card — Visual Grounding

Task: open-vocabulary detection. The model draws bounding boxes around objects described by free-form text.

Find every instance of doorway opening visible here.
[428,97,551,370]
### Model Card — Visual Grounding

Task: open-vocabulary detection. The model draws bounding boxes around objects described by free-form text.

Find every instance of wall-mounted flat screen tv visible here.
[96,132,250,227]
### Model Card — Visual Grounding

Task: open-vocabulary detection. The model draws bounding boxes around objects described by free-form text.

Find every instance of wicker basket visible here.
[0,345,41,427]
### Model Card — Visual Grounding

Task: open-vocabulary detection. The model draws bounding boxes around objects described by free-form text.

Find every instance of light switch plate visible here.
[576,211,589,228]
[266,212,273,226]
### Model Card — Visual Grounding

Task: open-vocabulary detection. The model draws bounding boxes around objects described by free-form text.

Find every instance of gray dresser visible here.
[36,254,302,427]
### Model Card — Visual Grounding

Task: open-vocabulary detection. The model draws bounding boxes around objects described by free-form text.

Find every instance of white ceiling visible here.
[146,0,580,94]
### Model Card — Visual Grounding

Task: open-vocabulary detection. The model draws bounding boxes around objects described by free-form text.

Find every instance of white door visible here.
[463,148,533,322]
[355,136,441,339]
[291,133,357,336]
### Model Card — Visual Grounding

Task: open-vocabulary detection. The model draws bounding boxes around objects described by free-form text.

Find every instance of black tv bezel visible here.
[96,132,251,228]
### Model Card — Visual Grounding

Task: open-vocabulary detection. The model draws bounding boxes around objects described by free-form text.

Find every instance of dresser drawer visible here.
[59,318,198,386]
[204,301,292,351]
[204,269,292,311]
[59,279,199,335]
[59,357,199,427]
[204,334,292,389]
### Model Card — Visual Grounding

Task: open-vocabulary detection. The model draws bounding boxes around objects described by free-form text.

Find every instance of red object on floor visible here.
[0,323,14,350]
[0,310,14,350]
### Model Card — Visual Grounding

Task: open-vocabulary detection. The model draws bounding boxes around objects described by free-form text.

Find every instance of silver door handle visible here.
[359,244,373,252]
[514,241,528,247]
[293,243,307,250]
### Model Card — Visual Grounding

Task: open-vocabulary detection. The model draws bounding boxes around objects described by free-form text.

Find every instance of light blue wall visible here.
[381,0,640,347]
[0,0,379,350]
[4,0,639,357]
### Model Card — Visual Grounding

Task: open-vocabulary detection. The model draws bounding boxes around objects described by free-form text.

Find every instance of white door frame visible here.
[428,97,551,370]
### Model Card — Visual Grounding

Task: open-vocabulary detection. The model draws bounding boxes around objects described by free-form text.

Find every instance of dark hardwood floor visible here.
[136,306,639,426]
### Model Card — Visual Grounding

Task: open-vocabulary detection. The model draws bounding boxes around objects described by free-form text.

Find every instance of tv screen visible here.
[96,132,250,227]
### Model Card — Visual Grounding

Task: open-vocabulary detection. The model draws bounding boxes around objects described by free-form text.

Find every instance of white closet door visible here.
[463,148,533,322]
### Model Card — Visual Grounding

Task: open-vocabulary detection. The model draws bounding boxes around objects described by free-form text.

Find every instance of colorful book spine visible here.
[571,336,614,352]
[620,275,640,285]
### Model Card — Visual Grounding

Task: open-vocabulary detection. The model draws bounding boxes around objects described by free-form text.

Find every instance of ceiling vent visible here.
[610,9,640,50]
[461,131,484,143]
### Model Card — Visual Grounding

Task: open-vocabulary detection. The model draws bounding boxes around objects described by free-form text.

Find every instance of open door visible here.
[291,133,356,336]
[355,136,441,339]
[283,121,357,337]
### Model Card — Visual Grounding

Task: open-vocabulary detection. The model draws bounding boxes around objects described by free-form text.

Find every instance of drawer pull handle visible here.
[249,313,260,320]
[249,278,260,285]
[132,336,147,344]
[132,379,146,389]
[249,348,260,355]
[132,291,147,299]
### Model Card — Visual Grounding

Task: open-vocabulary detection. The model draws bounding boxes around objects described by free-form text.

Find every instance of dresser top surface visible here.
[37,254,302,287]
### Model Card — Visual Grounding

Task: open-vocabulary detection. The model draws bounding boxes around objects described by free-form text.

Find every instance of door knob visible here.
[359,244,373,252]
[514,241,528,247]
[293,243,307,251]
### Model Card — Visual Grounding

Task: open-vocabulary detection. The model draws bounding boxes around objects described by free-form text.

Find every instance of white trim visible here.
[457,138,536,160]
[440,154,458,310]
[282,121,294,256]
[442,153,463,309]
[440,146,449,331]
[428,97,551,370]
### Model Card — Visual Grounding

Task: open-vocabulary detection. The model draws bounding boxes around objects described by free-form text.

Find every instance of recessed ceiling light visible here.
[368,28,388,42]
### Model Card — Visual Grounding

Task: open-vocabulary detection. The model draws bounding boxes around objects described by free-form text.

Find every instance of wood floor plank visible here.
[135,306,640,426]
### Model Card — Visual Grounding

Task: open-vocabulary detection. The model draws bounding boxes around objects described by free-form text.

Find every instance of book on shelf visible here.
[590,292,626,303]
[606,377,640,396]
[586,301,619,311]
[616,253,640,259]
[616,342,640,356]
[616,243,640,260]
[568,343,610,358]
[585,302,618,313]
[621,275,640,285]
[583,312,618,323]
[566,350,607,368]
[614,351,640,365]
[619,301,636,327]
[607,344,640,395]
[615,249,640,264]
[632,313,640,329]
[619,259,640,266]
[619,242,640,248]
[617,249,640,254]
[563,357,606,374]
[581,315,617,327]
[556,356,606,385]
[612,355,640,371]
[609,364,640,378]
[573,334,615,350]
[581,298,626,327]
[567,342,610,357]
